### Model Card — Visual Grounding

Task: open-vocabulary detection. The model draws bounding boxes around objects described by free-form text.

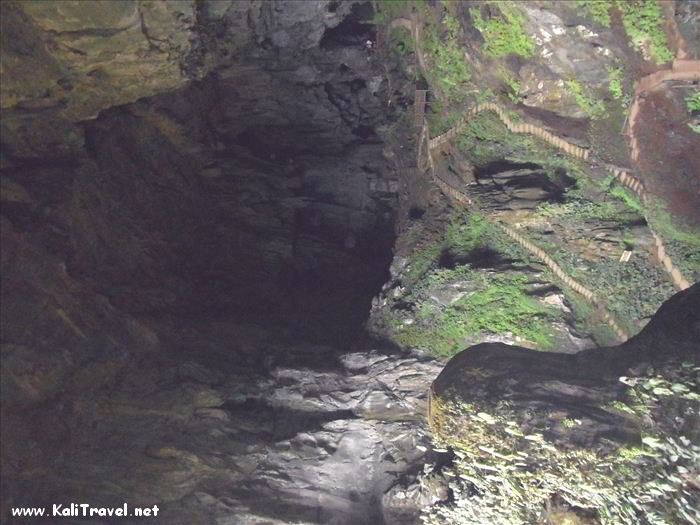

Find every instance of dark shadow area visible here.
[438,246,508,270]
[473,160,542,179]
[517,103,590,141]
[320,2,375,49]
[224,399,357,442]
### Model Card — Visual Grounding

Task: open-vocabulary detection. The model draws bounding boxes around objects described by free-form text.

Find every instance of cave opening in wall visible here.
[1,1,400,348]
[66,79,397,346]
[320,1,376,49]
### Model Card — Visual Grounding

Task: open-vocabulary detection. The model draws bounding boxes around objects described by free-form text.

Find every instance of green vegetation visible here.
[372,0,407,25]
[609,185,643,213]
[535,200,620,222]
[605,65,633,107]
[687,90,700,112]
[531,188,680,339]
[421,11,471,102]
[402,240,443,288]
[455,110,529,165]
[606,66,624,100]
[444,212,528,261]
[644,199,700,279]
[575,1,673,64]
[475,87,496,105]
[648,203,700,249]
[618,0,674,64]
[444,212,491,254]
[392,270,558,356]
[686,90,700,134]
[426,99,462,137]
[426,362,700,524]
[455,109,590,188]
[575,0,612,27]
[565,79,606,120]
[470,2,535,58]
[384,213,560,356]
[566,287,621,346]
[533,232,675,336]
[389,26,413,55]
[501,72,524,104]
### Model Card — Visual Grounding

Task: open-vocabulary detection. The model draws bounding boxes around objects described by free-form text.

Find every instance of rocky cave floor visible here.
[25,316,446,525]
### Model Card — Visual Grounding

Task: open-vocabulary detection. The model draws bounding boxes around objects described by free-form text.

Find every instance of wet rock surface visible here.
[16,318,442,525]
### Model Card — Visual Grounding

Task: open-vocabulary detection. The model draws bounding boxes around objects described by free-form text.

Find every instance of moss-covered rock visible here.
[425,284,700,524]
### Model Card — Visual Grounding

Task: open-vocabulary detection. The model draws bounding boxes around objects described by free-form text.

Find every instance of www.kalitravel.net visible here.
[11,503,159,519]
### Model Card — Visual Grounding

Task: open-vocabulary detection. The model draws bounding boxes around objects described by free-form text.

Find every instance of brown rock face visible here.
[2,1,197,121]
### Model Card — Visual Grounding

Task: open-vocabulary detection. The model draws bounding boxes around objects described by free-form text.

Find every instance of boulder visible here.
[427,283,700,523]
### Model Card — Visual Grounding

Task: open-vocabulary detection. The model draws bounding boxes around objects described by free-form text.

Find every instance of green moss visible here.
[648,204,700,249]
[687,90,700,112]
[609,185,643,213]
[575,0,613,27]
[617,0,674,65]
[403,241,443,288]
[395,271,558,356]
[470,2,535,58]
[384,212,561,356]
[426,363,700,524]
[421,11,470,103]
[372,0,407,25]
[565,79,606,120]
[445,212,491,254]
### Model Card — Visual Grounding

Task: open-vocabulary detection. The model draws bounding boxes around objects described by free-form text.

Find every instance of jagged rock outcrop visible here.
[674,0,700,58]
[8,316,443,524]
[432,283,699,436]
[427,283,699,523]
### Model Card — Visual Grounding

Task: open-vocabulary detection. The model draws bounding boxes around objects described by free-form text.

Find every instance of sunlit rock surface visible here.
[10,316,443,524]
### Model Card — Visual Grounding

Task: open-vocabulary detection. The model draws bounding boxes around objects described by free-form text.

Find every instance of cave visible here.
[2,1,699,524]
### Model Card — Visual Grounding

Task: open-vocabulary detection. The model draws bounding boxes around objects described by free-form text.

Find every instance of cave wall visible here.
[2,0,396,324]
[1,1,399,514]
